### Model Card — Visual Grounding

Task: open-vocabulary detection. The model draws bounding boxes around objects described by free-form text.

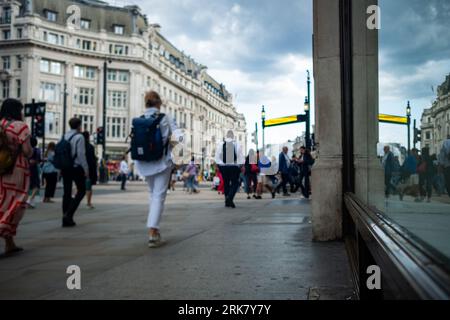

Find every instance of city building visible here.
[0,0,247,168]
[420,74,450,155]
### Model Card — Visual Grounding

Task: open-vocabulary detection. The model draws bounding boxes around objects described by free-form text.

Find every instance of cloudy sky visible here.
[112,0,449,150]
[379,0,450,147]
[121,0,314,148]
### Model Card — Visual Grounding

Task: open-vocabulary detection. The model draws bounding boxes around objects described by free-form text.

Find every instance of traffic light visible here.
[251,131,258,144]
[96,127,105,145]
[414,128,421,145]
[33,115,45,138]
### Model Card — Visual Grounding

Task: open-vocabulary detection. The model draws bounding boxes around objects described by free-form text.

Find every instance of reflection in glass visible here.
[374,0,450,261]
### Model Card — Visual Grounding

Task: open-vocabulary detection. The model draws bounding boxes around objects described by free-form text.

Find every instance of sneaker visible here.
[271,192,276,199]
[148,234,162,248]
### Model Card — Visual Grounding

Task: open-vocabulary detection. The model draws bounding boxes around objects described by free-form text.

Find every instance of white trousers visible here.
[145,167,171,230]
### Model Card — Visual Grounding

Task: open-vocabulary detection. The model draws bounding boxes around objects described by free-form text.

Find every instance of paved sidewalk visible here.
[0,183,353,300]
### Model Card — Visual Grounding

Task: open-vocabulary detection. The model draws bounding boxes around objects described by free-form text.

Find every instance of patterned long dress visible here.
[0,119,30,238]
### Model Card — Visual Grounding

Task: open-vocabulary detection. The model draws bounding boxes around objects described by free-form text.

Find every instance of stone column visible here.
[352,0,384,205]
[311,0,343,241]
[312,0,381,241]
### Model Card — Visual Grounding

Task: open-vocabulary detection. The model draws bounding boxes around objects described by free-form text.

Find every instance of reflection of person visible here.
[438,137,450,198]
[418,147,433,202]
[383,146,396,198]
[0,99,33,255]
[215,130,244,208]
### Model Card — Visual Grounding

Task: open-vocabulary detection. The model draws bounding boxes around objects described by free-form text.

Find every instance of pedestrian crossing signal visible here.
[96,127,105,145]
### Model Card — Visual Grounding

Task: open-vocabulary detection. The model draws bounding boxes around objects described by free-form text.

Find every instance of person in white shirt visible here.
[214,130,245,208]
[135,91,182,248]
[119,156,129,191]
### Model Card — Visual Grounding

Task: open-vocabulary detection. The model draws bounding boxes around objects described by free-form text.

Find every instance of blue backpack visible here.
[130,113,168,162]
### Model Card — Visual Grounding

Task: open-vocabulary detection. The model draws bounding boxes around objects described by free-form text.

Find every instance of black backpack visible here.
[54,133,80,171]
[130,113,168,162]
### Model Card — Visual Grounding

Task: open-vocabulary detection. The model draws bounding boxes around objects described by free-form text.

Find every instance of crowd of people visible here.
[383,142,450,202]
[0,92,315,253]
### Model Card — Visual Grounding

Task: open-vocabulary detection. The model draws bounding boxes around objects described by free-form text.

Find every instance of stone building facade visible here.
[421,74,450,155]
[0,0,247,167]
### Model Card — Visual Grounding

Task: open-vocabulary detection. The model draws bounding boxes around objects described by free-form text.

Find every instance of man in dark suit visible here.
[277,146,291,196]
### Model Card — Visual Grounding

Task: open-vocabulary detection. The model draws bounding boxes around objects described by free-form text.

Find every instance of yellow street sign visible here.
[379,114,408,125]
[264,115,301,127]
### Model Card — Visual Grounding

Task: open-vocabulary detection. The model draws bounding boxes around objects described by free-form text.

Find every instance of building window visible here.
[43,31,64,45]
[107,117,127,139]
[425,132,431,140]
[74,65,96,79]
[80,19,91,30]
[17,28,22,39]
[82,40,92,50]
[1,80,9,99]
[40,59,62,75]
[107,90,128,109]
[3,29,11,40]
[113,25,124,35]
[16,79,20,98]
[114,45,124,55]
[2,56,10,69]
[45,10,57,22]
[16,55,22,69]
[39,82,61,103]
[74,88,95,106]
[2,7,11,24]
[45,112,60,136]
[75,114,94,134]
[107,69,129,82]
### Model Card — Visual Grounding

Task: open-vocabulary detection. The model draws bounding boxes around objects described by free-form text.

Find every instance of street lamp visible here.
[406,101,411,152]
[304,96,309,112]
[305,71,311,149]
[261,105,266,153]
[102,57,112,161]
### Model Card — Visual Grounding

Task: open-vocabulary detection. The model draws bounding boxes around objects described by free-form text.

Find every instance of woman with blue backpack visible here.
[133,91,180,248]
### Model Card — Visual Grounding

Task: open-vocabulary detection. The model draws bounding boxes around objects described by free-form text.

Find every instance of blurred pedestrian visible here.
[57,118,89,228]
[83,131,98,209]
[277,146,291,197]
[27,137,42,208]
[0,99,33,255]
[184,157,198,194]
[298,147,315,199]
[120,155,129,191]
[42,142,58,203]
[215,130,244,208]
[134,91,180,248]
[244,149,258,199]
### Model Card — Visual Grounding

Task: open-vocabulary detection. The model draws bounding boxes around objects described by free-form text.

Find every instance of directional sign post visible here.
[378,101,412,152]
[264,114,307,128]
